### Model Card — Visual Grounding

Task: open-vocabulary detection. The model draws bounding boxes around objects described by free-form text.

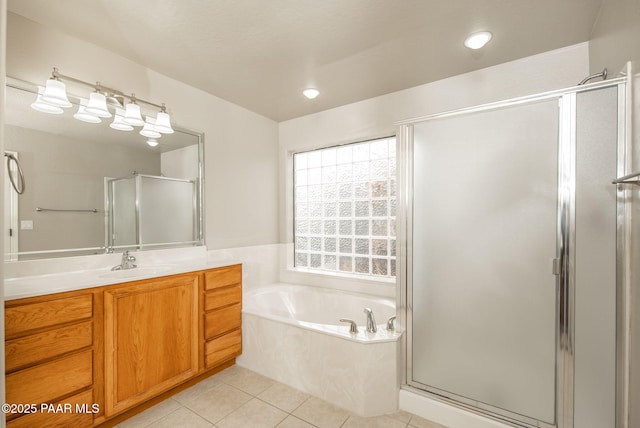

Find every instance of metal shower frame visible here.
[395,76,631,428]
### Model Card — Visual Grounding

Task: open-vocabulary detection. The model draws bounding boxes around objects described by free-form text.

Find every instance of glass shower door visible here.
[138,175,195,245]
[409,99,560,425]
[108,175,196,249]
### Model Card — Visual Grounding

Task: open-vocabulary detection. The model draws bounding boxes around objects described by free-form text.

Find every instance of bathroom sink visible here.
[98,265,175,279]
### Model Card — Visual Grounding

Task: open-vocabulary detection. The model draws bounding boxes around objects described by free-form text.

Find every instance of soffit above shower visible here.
[7,0,604,122]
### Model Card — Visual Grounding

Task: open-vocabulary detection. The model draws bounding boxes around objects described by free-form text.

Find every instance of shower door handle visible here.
[552,258,561,275]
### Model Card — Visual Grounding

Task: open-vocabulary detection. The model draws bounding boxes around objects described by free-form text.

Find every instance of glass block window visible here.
[293,137,396,278]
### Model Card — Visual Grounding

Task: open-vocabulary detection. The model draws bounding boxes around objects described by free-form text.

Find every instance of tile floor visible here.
[115,365,448,428]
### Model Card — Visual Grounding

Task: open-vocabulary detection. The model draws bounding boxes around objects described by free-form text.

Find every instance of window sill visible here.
[281,267,397,298]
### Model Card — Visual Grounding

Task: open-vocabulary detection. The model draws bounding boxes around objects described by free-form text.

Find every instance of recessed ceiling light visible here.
[464,31,492,50]
[146,138,159,147]
[303,88,319,99]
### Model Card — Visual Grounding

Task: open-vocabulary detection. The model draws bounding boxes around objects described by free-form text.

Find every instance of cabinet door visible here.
[104,274,199,417]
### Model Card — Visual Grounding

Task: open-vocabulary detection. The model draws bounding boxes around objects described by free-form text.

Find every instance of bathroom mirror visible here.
[3,78,204,261]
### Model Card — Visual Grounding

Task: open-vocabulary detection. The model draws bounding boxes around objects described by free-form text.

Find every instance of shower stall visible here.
[397,72,635,427]
[107,174,197,250]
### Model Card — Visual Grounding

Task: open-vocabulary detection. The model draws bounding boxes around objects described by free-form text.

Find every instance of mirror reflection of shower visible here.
[107,174,197,251]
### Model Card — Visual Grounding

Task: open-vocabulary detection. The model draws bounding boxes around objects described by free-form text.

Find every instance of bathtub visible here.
[237,283,402,417]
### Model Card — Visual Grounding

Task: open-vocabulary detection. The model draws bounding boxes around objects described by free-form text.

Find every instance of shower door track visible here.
[396,78,629,428]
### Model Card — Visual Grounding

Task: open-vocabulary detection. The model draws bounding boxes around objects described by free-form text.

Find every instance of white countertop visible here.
[4,247,242,300]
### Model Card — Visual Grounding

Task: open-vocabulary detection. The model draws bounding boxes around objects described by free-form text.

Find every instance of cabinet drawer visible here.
[204,265,241,291]
[204,286,241,311]
[5,321,93,372]
[6,350,93,405]
[6,294,93,338]
[205,303,241,339]
[7,389,94,428]
[205,329,242,368]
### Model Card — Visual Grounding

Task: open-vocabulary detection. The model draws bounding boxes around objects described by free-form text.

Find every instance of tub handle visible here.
[386,316,396,331]
[340,319,359,334]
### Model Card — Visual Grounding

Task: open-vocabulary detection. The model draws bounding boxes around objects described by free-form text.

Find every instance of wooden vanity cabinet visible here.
[203,265,242,368]
[3,264,243,427]
[4,292,97,428]
[103,273,200,417]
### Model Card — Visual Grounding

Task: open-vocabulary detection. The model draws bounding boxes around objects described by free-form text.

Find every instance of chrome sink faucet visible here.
[364,307,377,333]
[111,250,137,271]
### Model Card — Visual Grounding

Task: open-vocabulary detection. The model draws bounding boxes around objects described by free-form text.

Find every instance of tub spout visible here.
[340,319,359,334]
[363,308,377,333]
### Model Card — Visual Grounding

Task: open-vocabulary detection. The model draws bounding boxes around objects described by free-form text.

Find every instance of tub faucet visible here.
[364,308,377,333]
[111,250,137,271]
[340,319,359,334]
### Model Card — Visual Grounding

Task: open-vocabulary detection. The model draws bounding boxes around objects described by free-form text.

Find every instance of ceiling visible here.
[7,0,605,122]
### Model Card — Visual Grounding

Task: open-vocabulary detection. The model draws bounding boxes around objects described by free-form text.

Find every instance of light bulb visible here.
[464,31,492,49]
[303,88,319,99]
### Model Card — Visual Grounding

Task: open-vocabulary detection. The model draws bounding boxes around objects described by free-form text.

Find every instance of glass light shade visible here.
[464,31,492,49]
[140,117,161,138]
[122,102,145,126]
[153,111,174,134]
[31,86,64,114]
[110,108,134,131]
[146,138,159,147]
[73,99,101,123]
[40,78,72,108]
[84,92,112,118]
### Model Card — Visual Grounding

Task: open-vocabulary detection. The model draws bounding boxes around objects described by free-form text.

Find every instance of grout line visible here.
[147,367,438,428]
[182,405,216,427]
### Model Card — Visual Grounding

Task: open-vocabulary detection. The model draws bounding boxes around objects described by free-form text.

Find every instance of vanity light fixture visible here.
[109,108,134,131]
[31,86,64,114]
[30,67,174,141]
[122,99,145,126]
[84,90,112,118]
[146,138,159,147]
[303,88,319,99]
[40,77,72,107]
[153,110,174,134]
[73,99,102,123]
[464,31,493,49]
[140,117,162,138]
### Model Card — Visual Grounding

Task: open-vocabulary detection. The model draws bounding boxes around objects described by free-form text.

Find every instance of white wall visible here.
[589,0,640,76]
[161,145,199,181]
[279,42,590,244]
[6,13,280,250]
